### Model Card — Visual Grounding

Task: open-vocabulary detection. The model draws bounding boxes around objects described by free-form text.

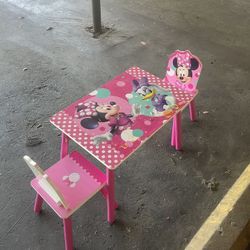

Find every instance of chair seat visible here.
[31,151,106,219]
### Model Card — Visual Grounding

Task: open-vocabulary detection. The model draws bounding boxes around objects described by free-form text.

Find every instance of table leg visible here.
[189,99,197,122]
[106,168,116,224]
[101,188,119,209]
[174,112,182,150]
[61,133,69,159]
[34,194,43,214]
[63,217,73,250]
[171,117,176,147]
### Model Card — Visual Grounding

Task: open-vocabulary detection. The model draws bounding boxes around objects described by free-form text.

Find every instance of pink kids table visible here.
[50,66,198,223]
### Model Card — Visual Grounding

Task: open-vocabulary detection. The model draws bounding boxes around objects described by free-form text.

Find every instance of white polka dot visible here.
[89,90,97,96]
[125,93,133,99]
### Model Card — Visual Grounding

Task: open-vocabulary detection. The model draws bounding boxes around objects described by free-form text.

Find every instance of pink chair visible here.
[165,50,203,150]
[23,151,107,250]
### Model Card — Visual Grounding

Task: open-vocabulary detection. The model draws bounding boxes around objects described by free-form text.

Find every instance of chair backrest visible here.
[165,50,202,92]
[23,155,68,209]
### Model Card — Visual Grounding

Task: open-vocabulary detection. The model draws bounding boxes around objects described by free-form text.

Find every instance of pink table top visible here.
[50,67,197,170]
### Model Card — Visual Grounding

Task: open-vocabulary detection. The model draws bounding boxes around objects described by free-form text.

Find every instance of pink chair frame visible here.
[165,50,202,150]
[33,133,117,250]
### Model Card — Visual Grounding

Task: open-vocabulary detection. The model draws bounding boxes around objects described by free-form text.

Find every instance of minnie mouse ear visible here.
[132,79,140,91]
[190,58,199,70]
[173,57,178,68]
[80,118,99,129]
[140,77,149,86]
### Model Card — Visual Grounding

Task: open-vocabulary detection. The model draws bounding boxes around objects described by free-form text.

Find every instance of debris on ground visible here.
[217,226,223,235]
[126,227,131,233]
[202,111,209,114]
[23,67,28,71]
[140,41,147,46]
[26,130,45,146]
[26,121,45,146]
[202,177,219,191]
[183,237,188,242]
[197,151,202,157]
[170,157,176,166]
[37,84,48,90]
[230,221,237,227]
[46,27,53,31]
[136,203,145,215]
[224,169,231,175]
[133,203,145,219]
[36,123,42,128]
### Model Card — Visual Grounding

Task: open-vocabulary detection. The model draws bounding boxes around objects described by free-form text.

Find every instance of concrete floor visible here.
[0,0,249,249]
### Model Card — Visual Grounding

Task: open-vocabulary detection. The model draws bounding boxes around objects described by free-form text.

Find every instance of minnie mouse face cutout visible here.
[166,50,202,92]
[173,57,199,84]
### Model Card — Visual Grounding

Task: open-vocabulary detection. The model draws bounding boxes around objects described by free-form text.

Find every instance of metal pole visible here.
[92,0,102,36]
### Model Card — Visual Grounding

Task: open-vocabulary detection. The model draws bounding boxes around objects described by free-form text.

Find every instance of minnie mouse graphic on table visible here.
[74,98,140,145]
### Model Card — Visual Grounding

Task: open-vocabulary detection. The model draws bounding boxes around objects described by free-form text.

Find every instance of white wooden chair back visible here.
[23,155,68,209]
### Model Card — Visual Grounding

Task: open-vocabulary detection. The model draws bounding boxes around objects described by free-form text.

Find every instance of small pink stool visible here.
[24,151,107,250]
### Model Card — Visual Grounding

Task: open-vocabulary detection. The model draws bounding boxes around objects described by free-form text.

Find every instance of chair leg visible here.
[61,133,69,159]
[171,117,176,147]
[34,194,43,214]
[63,218,73,250]
[101,187,119,209]
[106,169,116,224]
[189,99,197,122]
[175,112,182,151]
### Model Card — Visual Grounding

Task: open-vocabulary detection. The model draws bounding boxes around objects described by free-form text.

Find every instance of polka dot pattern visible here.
[75,101,97,118]
[126,67,196,102]
[50,111,124,169]
[116,81,126,87]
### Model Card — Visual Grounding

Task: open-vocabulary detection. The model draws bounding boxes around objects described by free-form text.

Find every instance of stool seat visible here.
[31,151,106,219]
